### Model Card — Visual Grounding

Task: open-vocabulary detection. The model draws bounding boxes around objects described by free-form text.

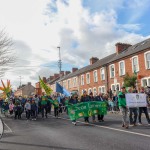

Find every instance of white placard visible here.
[125,93,147,108]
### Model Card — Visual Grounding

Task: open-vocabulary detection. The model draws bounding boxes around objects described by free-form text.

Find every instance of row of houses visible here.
[35,38,150,96]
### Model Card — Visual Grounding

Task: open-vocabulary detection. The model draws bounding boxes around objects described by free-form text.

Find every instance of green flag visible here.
[39,76,53,95]
[67,101,107,121]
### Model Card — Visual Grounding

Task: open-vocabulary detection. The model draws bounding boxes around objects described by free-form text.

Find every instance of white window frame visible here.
[119,60,125,76]
[81,75,84,85]
[93,87,97,96]
[73,77,77,87]
[111,84,116,92]
[132,56,139,73]
[116,83,120,91]
[141,77,150,87]
[100,67,105,80]
[68,79,71,89]
[109,64,115,78]
[93,70,98,82]
[98,86,105,94]
[88,88,92,94]
[86,73,90,84]
[144,51,150,69]
[63,81,66,88]
[111,83,120,91]
[98,86,102,94]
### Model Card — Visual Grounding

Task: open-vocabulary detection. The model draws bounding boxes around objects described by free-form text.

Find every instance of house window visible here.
[142,78,148,87]
[81,75,84,85]
[145,52,150,69]
[93,88,97,96]
[63,81,66,88]
[148,78,150,86]
[86,73,90,84]
[88,88,92,94]
[111,84,115,92]
[93,70,98,82]
[132,56,139,73]
[68,80,71,89]
[119,61,125,76]
[98,86,105,94]
[100,68,105,80]
[73,77,77,87]
[98,87,101,94]
[110,64,115,78]
[116,83,120,91]
[101,86,105,94]
[111,83,120,92]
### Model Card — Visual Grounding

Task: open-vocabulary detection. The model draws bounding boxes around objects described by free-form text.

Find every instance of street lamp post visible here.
[57,46,62,74]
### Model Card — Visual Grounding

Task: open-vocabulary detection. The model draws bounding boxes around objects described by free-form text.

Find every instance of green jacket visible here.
[118,92,126,107]
[53,99,59,108]
[41,96,47,105]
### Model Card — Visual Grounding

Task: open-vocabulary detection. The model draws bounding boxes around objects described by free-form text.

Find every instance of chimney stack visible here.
[50,76,54,80]
[90,57,99,65]
[115,43,132,54]
[72,68,78,73]
[60,71,64,76]
[65,71,71,75]
[54,73,59,79]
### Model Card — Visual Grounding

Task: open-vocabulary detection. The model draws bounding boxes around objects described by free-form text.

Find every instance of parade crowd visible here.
[0,86,150,129]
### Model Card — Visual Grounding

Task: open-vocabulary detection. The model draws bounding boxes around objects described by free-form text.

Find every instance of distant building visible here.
[14,82,35,97]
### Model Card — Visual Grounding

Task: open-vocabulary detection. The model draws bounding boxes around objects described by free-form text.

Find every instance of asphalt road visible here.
[0,112,150,150]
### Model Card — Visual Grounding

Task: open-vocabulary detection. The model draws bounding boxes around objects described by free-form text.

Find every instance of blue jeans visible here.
[129,108,137,124]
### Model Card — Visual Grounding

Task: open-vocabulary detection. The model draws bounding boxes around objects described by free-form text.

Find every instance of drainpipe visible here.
[105,64,109,93]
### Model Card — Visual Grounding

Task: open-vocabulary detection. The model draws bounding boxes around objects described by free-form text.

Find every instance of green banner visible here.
[67,101,107,120]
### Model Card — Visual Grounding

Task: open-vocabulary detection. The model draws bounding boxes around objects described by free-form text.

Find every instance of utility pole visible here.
[19,76,23,87]
[57,46,62,74]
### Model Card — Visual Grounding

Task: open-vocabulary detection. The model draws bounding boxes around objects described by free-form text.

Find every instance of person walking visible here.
[34,95,39,117]
[96,93,105,122]
[31,99,37,120]
[89,92,96,122]
[118,86,129,129]
[41,93,48,119]
[9,100,14,115]
[24,100,31,120]
[69,93,78,125]
[80,91,90,124]
[128,87,138,126]
[52,96,59,118]
[138,87,150,125]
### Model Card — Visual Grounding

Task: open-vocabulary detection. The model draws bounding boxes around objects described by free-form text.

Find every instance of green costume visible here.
[118,92,126,107]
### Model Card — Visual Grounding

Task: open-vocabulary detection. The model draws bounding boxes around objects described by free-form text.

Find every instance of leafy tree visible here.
[123,73,137,88]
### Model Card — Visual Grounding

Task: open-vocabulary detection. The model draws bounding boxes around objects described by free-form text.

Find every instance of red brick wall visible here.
[108,49,150,91]
[48,49,150,95]
[78,49,150,94]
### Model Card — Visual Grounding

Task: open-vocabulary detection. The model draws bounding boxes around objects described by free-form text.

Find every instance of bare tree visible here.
[0,29,15,77]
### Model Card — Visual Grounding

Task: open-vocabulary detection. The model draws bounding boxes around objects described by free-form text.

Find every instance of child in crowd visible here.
[24,100,31,120]
[31,99,37,120]
[9,101,14,115]
[53,96,59,118]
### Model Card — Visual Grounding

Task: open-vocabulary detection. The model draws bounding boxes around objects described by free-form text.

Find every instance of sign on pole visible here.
[125,93,147,107]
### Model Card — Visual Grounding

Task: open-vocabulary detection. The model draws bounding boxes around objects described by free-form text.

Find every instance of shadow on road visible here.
[0,141,84,150]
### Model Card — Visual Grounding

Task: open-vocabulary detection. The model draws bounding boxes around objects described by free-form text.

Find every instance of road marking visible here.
[4,122,12,133]
[53,115,150,138]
